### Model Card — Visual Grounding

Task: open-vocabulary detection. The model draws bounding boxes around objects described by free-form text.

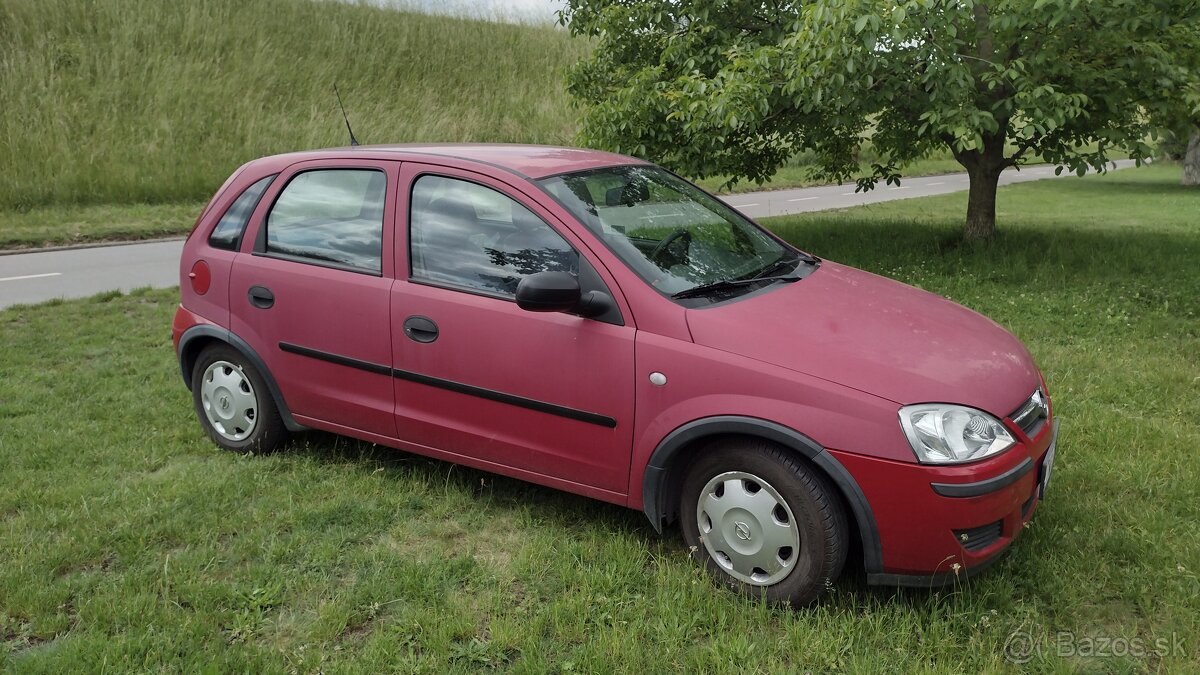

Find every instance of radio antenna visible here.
[333,84,360,147]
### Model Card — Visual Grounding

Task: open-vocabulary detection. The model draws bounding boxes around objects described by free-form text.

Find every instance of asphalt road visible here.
[718,159,1134,220]
[0,160,1135,310]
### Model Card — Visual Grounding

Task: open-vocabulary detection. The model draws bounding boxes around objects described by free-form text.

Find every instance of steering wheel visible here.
[649,229,692,266]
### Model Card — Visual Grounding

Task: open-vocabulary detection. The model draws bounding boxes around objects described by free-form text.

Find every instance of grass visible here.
[695,151,968,195]
[0,0,586,211]
[0,201,206,250]
[1,168,1198,672]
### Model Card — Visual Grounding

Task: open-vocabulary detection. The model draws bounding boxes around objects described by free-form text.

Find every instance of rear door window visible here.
[265,169,387,274]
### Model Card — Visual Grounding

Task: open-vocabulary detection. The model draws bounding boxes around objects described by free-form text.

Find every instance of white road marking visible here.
[0,272,62,283]
[888,186,911,190]
[841,191,858,196]
[926,181,946,186]
[787,197,820,202]
[732,202,759,207]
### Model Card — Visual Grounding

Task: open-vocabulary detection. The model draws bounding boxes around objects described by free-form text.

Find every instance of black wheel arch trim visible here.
[642,415,884,575]
[176,325,305,432]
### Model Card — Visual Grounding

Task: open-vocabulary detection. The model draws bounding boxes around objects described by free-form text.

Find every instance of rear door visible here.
[230,158,399,438]
[389,164,636,498]
[182,171,275,328]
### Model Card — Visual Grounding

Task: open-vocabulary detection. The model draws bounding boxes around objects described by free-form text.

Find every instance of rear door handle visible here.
[403,315,438,343]
[248,285,274,309]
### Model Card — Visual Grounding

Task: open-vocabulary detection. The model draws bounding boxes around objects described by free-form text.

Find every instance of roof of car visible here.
[262,143,650,179]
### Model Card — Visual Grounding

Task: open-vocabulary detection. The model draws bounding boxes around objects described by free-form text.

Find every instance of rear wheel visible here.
[191,344,286,454]
[679,439,847,606]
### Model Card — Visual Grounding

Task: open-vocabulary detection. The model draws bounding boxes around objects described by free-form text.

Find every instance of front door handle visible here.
[248,285,275,309]
[403,315,438,343]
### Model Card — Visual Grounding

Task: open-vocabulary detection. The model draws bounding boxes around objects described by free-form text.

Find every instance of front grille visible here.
[954,521,1003,552]
[1010,388,1049,438]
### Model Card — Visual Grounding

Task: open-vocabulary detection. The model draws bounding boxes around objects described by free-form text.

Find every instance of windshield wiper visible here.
[671,274,802,300]
[751,254,799,280]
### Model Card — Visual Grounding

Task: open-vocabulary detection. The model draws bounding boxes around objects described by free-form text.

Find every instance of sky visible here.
[371,0,566,23]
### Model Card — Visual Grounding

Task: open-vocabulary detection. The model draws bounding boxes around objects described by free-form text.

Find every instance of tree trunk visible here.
[963,162,1003,241]
[949,129,1008,241]
[1184,130,1200,187]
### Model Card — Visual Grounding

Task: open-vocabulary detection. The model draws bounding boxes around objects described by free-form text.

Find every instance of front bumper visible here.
[830,417,1058,585]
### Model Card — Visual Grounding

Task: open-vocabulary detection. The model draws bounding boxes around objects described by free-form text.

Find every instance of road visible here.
[0,160,1135,310]
[717,159,1134,220]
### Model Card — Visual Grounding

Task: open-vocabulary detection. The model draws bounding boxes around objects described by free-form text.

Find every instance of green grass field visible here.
[0,0,586,211]
[2,166,1196,671]
[0,201,207,250]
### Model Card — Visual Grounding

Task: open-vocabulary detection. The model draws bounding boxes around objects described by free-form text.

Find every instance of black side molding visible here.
[930,458,1034,498]
[278,342,617,429]
[279,342,390,375]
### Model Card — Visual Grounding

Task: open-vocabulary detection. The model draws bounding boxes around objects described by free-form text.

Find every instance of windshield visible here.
[539,166,798,298]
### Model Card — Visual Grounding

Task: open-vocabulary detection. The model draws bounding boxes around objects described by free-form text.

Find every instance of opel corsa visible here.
[173,144,1058,605]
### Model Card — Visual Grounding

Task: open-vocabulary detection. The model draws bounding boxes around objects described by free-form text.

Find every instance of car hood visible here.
[684,261,1039,415]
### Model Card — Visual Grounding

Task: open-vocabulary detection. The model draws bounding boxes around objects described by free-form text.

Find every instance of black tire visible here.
[191,344,287,454]
[679,439,848,607]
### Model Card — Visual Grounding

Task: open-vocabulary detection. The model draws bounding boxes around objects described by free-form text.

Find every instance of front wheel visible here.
[191,344,287,454]
[679,439,847,606]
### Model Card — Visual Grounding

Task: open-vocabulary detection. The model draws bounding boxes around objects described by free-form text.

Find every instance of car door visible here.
[390,164,636,498]
[230,159,398,438]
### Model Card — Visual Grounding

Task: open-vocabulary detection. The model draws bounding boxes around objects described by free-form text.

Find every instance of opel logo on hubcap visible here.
[220,395,229,411]
[733,521,752,541]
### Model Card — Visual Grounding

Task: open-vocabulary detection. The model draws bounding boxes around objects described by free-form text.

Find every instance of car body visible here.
[173,144,1057,604]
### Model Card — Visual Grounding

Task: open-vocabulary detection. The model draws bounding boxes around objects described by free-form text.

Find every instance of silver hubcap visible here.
[697,471,800,586]
[200,360,257,442]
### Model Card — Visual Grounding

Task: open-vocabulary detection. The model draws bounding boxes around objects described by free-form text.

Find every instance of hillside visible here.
[0,0,585,209]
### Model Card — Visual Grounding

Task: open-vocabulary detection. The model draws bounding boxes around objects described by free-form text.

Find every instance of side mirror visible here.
[515,271,581,313]
[515,271,618,319]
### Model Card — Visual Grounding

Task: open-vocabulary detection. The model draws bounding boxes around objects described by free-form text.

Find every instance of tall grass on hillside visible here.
[0,0,585,209]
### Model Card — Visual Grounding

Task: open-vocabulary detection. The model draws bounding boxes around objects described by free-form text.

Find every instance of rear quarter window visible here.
[208,174,275,251]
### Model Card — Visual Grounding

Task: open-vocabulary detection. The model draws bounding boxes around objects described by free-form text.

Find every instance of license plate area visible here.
[1038,419,1060,498]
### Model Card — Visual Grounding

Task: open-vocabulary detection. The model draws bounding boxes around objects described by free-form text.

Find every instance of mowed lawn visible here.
[1,166,1197,672]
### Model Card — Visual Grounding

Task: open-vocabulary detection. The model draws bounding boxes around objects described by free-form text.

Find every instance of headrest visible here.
[424,197,478,224]
[605,180,649,206]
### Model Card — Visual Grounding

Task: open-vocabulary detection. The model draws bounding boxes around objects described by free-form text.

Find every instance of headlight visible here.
[898,404,1016,464]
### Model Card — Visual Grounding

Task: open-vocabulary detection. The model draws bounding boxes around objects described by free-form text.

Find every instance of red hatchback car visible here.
[173,144,1057,605]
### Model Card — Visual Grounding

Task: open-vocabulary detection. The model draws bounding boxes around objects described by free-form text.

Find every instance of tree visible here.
[1148,18,1200,186]
[1185,131,1200,186]
[562,0,1200,240]
[1172,26,1200,186]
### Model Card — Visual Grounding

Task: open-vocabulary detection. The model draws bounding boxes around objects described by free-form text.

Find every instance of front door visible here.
[230,159,398,438]
[389,165,635,498]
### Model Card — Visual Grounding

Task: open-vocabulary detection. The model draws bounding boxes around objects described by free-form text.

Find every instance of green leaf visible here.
[562,0,1200,240]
